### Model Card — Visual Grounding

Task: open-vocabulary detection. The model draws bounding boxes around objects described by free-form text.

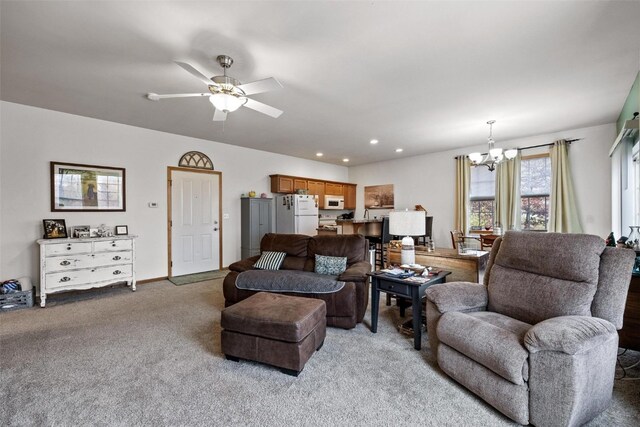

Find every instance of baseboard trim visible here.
[137,276,168,285]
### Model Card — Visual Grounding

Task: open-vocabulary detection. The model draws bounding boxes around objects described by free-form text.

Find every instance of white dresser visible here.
[37,235,137,307]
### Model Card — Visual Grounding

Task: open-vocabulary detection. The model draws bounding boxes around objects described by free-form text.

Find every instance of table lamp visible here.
[389,210,426,265]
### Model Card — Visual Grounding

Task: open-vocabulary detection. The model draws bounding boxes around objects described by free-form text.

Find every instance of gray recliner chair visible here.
[425,231,635,426]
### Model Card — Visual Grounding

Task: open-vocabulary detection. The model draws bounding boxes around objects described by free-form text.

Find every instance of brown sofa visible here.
[223,233,371,329]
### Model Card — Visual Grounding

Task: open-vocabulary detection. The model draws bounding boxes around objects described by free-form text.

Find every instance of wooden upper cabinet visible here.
[307,180,325,208]
[271,175,294,193]
[293,179,307,191]
[344,184,356,210]
[270,175,354,209]
[325,183,343,196]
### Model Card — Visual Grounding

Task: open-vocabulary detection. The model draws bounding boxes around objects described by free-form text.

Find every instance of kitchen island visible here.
[336,219,382,236]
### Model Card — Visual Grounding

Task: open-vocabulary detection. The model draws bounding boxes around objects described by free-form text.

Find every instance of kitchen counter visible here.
[316,227,338,236]
[336,219,382,236]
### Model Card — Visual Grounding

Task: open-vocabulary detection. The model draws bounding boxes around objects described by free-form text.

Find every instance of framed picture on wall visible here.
[364,184,394,209]
[42,219,68,239]
[50,162,126,212]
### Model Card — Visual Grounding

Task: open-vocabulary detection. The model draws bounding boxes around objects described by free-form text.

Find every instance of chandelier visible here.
[468,120,517,171]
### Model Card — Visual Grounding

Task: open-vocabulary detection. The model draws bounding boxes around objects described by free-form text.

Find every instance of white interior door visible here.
[171,170,220,276]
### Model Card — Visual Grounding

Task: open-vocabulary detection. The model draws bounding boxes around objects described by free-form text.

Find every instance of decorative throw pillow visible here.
[253,251,286,270]
[315,254,347,275]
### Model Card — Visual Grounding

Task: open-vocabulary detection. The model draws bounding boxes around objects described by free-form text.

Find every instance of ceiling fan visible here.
[146,55,283,121]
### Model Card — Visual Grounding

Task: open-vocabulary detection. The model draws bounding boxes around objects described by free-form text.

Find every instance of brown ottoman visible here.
[221,292,327,376]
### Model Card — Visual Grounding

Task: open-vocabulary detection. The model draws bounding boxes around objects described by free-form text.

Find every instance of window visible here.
[469,166,495,230]
[520,155,551,231]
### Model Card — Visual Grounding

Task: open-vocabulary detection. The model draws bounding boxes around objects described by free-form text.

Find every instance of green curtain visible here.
[495,152,521,231]
[455,156,471,233]
[549,140,582,233]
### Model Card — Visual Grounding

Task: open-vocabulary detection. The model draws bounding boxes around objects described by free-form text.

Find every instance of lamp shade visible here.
[209,93,247,112]
[389,211,426,236]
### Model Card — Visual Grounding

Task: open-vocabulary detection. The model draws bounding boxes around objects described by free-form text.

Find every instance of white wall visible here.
[348,123,615,247]
[0,102,348,283]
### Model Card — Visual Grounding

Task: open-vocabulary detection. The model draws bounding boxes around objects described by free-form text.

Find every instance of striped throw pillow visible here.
[253,251,286,270]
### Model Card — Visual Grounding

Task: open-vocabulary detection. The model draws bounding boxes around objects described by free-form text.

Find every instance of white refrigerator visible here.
[276,194,319,235]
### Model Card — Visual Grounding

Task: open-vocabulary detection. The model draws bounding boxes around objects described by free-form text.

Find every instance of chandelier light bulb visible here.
[489,147,503,159]
[469,152,483,163]
[504,149,518,159]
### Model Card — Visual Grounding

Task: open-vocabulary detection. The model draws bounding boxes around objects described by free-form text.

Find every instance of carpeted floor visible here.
[1,280,639,426]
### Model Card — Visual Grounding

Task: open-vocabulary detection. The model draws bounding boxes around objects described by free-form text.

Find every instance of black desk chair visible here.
[415,216,433,246]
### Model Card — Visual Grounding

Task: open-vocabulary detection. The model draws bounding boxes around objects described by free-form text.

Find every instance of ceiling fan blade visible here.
[212,109,227,122]
[146,92,209,101]
[237,77,283,96]
[174,61,215,86]
[243,98,283,118]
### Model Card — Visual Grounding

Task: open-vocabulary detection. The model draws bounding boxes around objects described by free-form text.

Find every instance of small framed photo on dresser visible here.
[43,219,68,239]
[115,225,128,236]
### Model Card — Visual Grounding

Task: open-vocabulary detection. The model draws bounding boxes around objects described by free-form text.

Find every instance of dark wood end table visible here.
[368,270,451,350]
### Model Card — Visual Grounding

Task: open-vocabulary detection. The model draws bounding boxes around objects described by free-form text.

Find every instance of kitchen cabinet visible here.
[307,180,325,208]
[325,183,343,196]
[270,175,355,209]
[241,197,273,259]
[293,179,307,191]
[271,175,294,193]
[344,184,356,210]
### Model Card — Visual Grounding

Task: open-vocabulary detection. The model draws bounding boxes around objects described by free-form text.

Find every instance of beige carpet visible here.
[1,280,639,426]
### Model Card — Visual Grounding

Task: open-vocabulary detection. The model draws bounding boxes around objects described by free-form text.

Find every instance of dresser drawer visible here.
[377,280,410,296]
[46,251,133,273]
[46,264,133,290]
[94,239,132,252]
[44,241,92,256]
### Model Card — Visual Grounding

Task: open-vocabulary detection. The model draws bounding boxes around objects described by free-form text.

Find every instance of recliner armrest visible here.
[425,282,488,313]
[524,316,616,355]
[228,255,261,273]
[338,261,371,282]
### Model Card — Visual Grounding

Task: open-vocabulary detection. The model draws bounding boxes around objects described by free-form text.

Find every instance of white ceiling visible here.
[2,1,639,166]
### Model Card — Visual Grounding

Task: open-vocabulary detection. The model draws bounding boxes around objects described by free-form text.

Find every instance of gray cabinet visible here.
[241,197,273,259]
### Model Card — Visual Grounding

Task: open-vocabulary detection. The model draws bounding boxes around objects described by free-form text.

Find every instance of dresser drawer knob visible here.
[67,247,72,250]
[60,260,71,266]
[113,270,122,275]
[113,256,121,261]
[60,276,70,282]
[112,244,117,247]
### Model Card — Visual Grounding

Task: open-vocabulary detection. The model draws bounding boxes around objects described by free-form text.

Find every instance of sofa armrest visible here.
[425,282,488,313]
[338,261,371,282]
[228,255,260,273]
[524,316,617,355]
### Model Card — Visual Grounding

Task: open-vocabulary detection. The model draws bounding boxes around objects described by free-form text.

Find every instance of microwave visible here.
[324,195,344,210]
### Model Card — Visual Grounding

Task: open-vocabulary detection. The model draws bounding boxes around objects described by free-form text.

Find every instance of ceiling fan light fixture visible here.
[209,93,247,113]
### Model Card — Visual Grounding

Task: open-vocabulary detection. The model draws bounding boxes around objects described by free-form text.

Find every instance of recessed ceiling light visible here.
[395,148,403,153]
[316,152,323,157]
[343,158,349,162]
[370,139,379,145]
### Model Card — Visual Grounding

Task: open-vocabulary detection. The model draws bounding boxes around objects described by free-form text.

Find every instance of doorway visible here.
[167,167,222,277]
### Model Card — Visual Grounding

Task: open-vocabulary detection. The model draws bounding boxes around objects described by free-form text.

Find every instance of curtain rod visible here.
[454,138,583,159]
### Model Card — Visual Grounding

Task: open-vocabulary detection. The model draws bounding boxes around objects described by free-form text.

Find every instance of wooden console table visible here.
[619,274,640,351]
[387,247,489,283]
